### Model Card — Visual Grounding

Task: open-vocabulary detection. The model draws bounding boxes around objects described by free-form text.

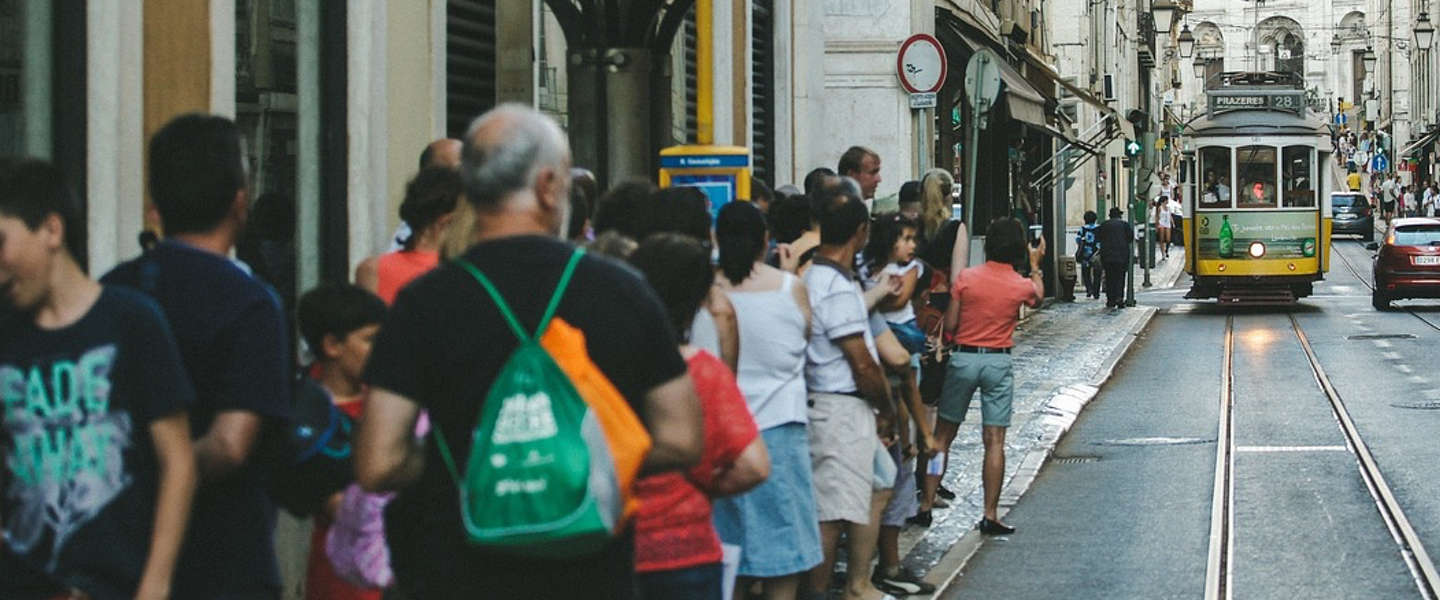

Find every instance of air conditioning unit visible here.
[1103,74,1116,102]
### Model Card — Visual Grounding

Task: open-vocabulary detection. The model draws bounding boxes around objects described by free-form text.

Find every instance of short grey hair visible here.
[460,103,570,208]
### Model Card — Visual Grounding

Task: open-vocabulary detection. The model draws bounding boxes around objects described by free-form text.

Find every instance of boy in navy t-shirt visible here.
[103,114,293,598]
[0,160,197,600]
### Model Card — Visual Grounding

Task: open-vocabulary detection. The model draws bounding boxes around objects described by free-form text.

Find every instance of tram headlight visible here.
[1248,241,1266,258]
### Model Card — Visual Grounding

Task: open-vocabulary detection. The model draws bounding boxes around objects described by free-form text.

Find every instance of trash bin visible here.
[1058,255,1078,302]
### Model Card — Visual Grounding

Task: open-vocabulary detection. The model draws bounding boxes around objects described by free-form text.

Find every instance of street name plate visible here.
[909,92,938,109]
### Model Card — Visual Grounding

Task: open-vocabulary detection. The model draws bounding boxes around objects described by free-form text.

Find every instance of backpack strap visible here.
[436,247,587,483]
[453,248,585,342]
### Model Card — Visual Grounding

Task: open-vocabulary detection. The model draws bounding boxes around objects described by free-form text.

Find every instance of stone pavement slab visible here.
[867,253,1186,598]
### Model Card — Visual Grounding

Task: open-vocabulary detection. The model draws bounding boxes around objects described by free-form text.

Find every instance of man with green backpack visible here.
[354,104,704,599]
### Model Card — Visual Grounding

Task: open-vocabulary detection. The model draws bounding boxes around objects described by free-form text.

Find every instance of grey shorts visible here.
[808,392,879,524]
[938,352,1015,427]
[880,443,919,527]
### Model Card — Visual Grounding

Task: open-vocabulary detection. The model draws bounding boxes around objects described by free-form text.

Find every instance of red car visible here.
[1369,218,1440,310]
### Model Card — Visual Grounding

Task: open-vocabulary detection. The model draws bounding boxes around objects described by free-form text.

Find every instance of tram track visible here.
[1332,233,1440,333]
[1203,313,1440,599]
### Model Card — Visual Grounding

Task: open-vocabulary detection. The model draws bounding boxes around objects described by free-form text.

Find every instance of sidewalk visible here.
[871,252,1187,598]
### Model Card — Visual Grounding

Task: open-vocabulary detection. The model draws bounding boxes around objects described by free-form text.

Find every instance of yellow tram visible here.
[1181,72,1333,303]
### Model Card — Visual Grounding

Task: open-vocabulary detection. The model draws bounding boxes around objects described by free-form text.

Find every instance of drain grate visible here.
[1051,455,1100,464]
[1348,334,1418,340]
[1392,401,1440,410]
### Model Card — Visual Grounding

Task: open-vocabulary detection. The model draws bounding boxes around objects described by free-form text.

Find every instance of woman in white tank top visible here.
[710,201,824,594]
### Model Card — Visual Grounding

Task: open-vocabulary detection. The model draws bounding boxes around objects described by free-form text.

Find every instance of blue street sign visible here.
[1373,153,1389,172]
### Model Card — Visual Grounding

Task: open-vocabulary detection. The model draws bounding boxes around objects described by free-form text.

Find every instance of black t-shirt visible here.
[0,287,194,600]
[365,235,688,599]
[102,241,291,597]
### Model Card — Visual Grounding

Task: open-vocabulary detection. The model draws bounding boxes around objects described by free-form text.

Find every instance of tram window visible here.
[1199,147,1233,209]
[1282,146,1314,207]
[1236,146,1278,208]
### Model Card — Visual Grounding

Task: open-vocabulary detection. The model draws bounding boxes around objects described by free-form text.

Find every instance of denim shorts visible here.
[887,319,928,355]
[711,424,824,578]
[938,352,1015,427]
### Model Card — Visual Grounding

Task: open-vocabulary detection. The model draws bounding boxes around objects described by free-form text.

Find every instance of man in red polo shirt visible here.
[935,217,1044,536]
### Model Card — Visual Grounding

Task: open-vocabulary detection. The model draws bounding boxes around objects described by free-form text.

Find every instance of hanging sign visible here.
[897,34,947,94]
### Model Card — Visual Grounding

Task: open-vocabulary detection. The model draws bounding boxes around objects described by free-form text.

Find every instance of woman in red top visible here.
[629,234,771,600]
[937,218,1044,536]
[355,167,463,304]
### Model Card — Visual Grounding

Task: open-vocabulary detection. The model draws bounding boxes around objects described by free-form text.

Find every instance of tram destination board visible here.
[1208,92,1305,115]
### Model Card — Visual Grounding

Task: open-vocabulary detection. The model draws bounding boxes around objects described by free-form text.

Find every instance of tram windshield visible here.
[1236,146,1277,208]
[1199,147,1232,209]
[1282,146,1314,207]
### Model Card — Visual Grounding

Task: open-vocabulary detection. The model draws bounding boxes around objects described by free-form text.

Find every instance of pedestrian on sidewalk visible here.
[1154,195,1173,260]
[1167,193,1185,248]
[628,233,770,600]
[934,217,1045,536]
[354,104,704,599]
[801,180,898,600]
[1347,167,1362,192]
[1075,211,1102,299]
[355,166,463,304]
[1097,207,1133,308]
[713,201,824,600]
[0,159,198,600]
[839,146,883,214]
[103,114,293,599]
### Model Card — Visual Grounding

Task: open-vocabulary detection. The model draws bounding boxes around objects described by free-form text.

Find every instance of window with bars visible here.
[447,0,496,139]
[751,0,775,186]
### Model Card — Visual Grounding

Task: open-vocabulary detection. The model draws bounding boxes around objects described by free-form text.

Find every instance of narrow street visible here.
[941,231,1440,599]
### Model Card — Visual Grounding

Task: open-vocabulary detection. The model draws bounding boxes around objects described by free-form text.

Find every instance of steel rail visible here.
[1203,316,1236,600]
[1289,314,1440,599]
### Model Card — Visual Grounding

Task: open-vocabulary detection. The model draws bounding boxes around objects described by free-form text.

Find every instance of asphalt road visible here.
[942,235,1440,599]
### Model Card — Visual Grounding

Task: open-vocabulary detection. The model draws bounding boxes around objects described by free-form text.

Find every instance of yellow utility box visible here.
[658,145,751,219]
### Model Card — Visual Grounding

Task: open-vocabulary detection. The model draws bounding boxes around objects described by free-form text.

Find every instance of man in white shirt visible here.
[1167,194,1185,248]
[802,179,897,599]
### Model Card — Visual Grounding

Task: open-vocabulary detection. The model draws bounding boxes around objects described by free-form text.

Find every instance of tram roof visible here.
[1186,109,1328,138]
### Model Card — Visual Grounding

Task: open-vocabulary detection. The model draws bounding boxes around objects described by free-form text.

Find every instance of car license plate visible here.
[1415,256,1440,266]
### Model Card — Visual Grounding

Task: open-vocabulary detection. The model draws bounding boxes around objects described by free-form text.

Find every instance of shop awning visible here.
[936,0,1004,46]
[1022,50,1116,120]
[947,29,1050,128]
[1401,128,1440,158]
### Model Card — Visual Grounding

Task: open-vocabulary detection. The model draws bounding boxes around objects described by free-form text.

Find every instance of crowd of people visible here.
[1,104,1055,600]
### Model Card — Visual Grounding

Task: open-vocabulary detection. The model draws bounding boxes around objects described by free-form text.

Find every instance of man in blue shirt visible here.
[104,114,292,599]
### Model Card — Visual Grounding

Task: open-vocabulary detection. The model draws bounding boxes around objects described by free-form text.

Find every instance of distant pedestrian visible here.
[1347,167,1362,192]
[1097,207,1134,308]
[354,104,704,599]
[0,159,197,600]
[1075,210,1102,299]
[1167,193,1186,248]
[1154,195,1173,259]
[935,217,1045,536]
[103,113,294,599]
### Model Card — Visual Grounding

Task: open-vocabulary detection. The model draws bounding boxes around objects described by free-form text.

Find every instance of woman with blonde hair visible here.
[918,168,956,248]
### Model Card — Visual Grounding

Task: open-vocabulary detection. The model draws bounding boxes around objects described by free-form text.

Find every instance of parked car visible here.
[1368,218,1440,310]
[1330,192,1375,241]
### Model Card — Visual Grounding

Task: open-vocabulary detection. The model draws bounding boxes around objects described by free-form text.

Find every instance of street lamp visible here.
[1152,0,1176,35]
[1364,46,1379,73]
[1179,24,1196,58]
[1416,12,1436,50]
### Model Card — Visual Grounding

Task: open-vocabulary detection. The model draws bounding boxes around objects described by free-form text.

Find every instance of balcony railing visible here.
[1138,12,1157,68]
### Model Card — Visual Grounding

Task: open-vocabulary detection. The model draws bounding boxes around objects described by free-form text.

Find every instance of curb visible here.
[923,304,1160,598]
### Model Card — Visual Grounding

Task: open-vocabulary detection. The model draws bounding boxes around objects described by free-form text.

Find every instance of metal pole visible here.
[965,101,984,257]
[1126,164,1138,306]
[1144,192,1154,287]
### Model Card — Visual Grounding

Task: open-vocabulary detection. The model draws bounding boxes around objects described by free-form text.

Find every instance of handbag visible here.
[914,262,952,405]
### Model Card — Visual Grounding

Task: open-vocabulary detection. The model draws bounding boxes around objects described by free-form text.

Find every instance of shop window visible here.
[1236,145,1277,208]
[235,0,300,309]
[1199,146,1233,209]
[1282,145,1314,207]
[0,0,52,158]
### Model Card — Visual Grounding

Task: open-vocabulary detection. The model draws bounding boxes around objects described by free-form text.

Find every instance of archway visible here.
[1257,16,1304,76]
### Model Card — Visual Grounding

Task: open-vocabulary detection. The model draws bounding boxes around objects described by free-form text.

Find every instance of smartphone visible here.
[1029,224,1043,246]
[951,202,964,221]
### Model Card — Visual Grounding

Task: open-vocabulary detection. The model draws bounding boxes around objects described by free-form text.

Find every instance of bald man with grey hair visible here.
[355,104,703,599]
